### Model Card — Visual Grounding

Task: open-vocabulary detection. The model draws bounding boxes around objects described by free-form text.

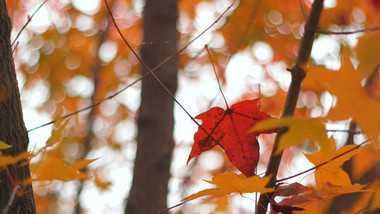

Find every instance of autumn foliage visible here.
[187,99,275,177]
[1,0,380,213]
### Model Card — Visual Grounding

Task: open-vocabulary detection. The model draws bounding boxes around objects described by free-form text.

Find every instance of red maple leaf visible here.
[187,99,275,177]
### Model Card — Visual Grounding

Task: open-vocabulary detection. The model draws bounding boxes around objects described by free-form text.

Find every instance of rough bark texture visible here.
[125,0,178,213]
[0,1,36,213]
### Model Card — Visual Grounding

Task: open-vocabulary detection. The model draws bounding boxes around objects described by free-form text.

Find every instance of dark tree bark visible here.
[125,0,178,213]
[256,0,324,213]
[0,1,36,213]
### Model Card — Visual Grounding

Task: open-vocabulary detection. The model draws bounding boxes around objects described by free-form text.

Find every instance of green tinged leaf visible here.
[251,117,329,154]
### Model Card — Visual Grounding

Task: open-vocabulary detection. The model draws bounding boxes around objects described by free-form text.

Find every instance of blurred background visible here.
[6,0,380,213]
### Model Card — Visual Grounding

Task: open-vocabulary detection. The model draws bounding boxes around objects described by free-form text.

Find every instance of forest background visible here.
[0,0,380,213]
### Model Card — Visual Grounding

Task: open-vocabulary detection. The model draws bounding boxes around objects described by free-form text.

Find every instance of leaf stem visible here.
[205,45,229,109]
[256,0,324,213]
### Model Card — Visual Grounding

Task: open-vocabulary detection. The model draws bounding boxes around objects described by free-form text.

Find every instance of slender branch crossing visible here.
[256,0,325,213]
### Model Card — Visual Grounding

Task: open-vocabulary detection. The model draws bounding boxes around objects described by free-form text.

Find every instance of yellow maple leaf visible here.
[183,172,273,201]
[28,153,96,184]
[304,139,358,188]
[369,182,380,212]
[45,119,70,148]
[306,52,380,144]
[94,171,112,191]
[0,140,12,150]
[251,117,329,154]
[0,151,36,168]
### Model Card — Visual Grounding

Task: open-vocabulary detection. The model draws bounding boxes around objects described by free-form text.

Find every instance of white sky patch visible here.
[224,52,264,101]
[252,42,274,64]
[267,62,291,91]
[66,75,94,98]
[115,82,141,113]
[324,0,337,8]
[24,108,52,150]
[21,80,50,108]
[75,14,95,32]
[198,151,224,171]
[27,3,51,34]
[311,35,340,69]
[320,91,335,115]
[189,3,217,50]
[112,120,136,144]
[72,0,101,15]
[99,41,118,63]
[79,149,133,214]
[174,70,211,144]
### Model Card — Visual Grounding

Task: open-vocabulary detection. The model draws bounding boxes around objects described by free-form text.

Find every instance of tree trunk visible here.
[125,0,178,213]
[0,1,36,213]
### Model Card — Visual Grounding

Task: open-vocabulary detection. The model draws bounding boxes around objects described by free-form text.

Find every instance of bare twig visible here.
[28,0,236,132]
[317,26,380,35]
[1,186,20,214]
[299,0,309,20]
[326,129,362,134]
[155,200,191,214]
[256,0,324,213]
[11,0,49,47]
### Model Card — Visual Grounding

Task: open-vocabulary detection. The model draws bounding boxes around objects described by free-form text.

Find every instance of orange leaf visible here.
[304,139,358,188]
[183,172,273,201]
[0,152,35,168]
[306,52,380,143]
[352,145,380,180]
[356,34,380,76]
[369,183,380,212]
[45,119,70,147]
[29,154,96,183]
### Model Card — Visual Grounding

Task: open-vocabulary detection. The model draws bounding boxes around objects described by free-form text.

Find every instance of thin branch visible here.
[1,186,20,214]
[28,0,236,132]
[155,200,191,214]
[277,140,368,183]
[317,26,380,35]
[256,0,324,213]
[11,0,49,47]
[299,0,309,20]
[326,129,362,134]
[27,75,138,132]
